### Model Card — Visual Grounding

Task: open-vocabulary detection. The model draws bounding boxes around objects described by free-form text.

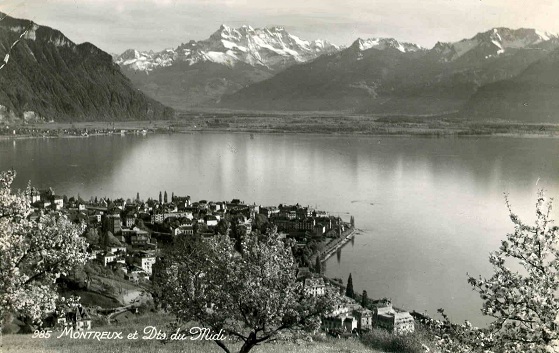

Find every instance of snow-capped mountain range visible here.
[115,25,558,73]
[219,27,559,119]
[432,28,558,61]
[3,9,559,123]
[112,24,559,122]
[114,24,340,72]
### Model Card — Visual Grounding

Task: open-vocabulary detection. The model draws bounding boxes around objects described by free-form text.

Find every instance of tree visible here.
[314,256,323,275]
[0,170,88,330]
[164,191,168,204]
[345,273,354,299]
[158,232,335,353]
[254,214,269,233]
[105,231,122,247]
[216,218,230,235]
[361,290,368,308]
[467,192,559,352]
[159,191,162,204]
[84,227,99,245]
[135,219,149,231]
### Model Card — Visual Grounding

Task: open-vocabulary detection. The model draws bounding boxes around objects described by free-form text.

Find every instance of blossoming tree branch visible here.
[0,170,88,332]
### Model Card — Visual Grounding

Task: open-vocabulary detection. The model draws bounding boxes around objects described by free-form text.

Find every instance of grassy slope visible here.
[2,314,380,353]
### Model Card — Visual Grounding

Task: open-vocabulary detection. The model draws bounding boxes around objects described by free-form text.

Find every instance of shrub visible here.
[360,329,423,353]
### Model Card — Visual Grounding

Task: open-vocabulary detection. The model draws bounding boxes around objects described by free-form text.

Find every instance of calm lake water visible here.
[1,133,558,326]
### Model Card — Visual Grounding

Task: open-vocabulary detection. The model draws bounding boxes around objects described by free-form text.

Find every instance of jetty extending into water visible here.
[319,226,357,262]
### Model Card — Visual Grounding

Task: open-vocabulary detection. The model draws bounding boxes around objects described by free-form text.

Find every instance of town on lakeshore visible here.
[26,186,415,336]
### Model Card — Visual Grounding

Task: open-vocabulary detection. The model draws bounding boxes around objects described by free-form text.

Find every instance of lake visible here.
[1,133,557,326]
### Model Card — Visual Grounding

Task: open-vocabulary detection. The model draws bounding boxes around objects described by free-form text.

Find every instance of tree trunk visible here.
[213,339,231,353]
[238,341,256,353]
[238,333,257,353]
[0,309,9,345]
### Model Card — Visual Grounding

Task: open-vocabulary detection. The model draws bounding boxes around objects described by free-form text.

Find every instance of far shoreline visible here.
[2,115,559,140]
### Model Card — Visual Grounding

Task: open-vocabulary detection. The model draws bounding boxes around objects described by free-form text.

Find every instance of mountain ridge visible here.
[111,24,559,118]
[217,26,559,122]
[350,37,424,53]
[114,24,341,72]
[462,47,559,123]
[112,24,341,109]
[3,11,559,124]
[0,12,174,122]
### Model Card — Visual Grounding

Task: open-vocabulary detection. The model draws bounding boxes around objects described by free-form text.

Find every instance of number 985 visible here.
[32,330,52,338]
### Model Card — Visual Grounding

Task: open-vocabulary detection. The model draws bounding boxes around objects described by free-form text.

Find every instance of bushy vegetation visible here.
[465,192,559,352]
[360,329,426,353]
[0,170,88,331]
[413,192,559,353]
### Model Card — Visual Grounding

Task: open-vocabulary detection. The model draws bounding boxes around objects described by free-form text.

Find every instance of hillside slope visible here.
[462,48,559,123]
[0,13,173,122]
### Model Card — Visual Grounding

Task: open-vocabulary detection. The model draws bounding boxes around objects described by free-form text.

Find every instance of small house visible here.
[64,306,92,331]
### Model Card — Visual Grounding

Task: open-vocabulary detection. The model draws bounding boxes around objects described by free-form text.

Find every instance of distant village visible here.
[2,125,152,137]
[28,187,415,336]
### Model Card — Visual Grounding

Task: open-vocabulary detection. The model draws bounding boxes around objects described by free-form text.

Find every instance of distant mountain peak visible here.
[473,27,557,47]
[267,26,286,32]
[115,24,340,72]
[434,27,559,61]
[351,37,423,53]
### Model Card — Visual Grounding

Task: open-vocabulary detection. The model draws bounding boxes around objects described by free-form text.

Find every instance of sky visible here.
[2,0,559,54]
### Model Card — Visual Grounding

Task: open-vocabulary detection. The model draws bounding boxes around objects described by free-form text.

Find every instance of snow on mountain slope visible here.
[434,28,558,62]
[115,24,340,72]
[352,38,423,53]
[114,48,174,72]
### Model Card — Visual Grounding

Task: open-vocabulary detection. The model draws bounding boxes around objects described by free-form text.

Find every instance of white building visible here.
[373,303,415,334]
[133,253,156,275]
[304,277,326,297]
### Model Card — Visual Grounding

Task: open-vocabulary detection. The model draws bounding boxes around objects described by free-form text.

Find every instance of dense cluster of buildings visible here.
[27,188,345,284]
[29,187,412,335]
[262,205,346,237]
